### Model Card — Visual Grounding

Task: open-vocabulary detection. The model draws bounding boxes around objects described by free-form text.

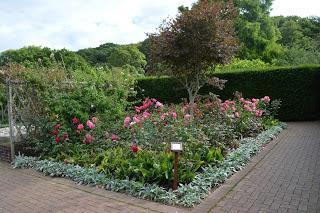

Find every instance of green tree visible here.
[77,43,118,66]
[273,16,320,65]
[108,45,147,74]
[233,0,284,62]
[149,0,238,115]
[0,46,89,70]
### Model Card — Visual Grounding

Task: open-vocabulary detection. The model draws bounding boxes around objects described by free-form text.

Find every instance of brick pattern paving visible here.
[211,121,320,213]
[0,163,184,213]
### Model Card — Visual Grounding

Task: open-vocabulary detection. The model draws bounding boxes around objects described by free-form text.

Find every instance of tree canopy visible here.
[149,0,238,115]
[0,46,89,70]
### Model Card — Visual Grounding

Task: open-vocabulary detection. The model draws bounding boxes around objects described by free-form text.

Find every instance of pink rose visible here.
[111,134,120,141]
[244,105,252,112]
[160,113,167,120]
[83,133,93,144]
[171,112,177,119]
[252,98,258,103]
[184,114,191,119]
[155,101,163,108]
[143,111,151,119]
[255,110,263,117]
[252,102,257,110]
[133,115,140,123]
[77,124,84,130]
[123,116,131,128]
[234,112,240,118]
[86,120,95,129]
[262,96,270,102]
[92,117,98,123]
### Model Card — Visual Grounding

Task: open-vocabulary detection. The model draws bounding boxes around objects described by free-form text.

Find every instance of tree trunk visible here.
[189,94,195,117]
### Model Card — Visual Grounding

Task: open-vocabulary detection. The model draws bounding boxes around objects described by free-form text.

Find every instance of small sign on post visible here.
[171,142,183,190]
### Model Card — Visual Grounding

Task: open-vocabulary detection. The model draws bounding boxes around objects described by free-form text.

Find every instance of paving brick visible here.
[212,121,320,213]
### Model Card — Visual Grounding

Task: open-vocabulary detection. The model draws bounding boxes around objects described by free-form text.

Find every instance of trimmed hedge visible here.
[136,65,320,121]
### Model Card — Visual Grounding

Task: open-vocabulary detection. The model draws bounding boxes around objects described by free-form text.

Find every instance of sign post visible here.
[171,142,183,190]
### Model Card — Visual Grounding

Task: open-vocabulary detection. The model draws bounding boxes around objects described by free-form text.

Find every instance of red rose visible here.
[55,137,61,143]
[54,124,61,129]
[72,117,79,124]
[52,129,58,135]
[63,132,69,140]
[131,145,139,153]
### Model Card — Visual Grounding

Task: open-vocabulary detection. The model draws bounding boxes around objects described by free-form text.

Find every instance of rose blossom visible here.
[54,124,61,129]
[155,101,163,108]
[72,117,79,124]
[55,137,61,143]
[184,114,191,119]
[133,115,140,123]
[63,132,69,140]
[131,145,139,153]
[143,111,151,119]
[92,117,98,123]
[111,134,120,141]
[123,116,131,128]
[83,133,93,144]
[86,120,95,129]
[262,96,270,102]
[77,124,84,130]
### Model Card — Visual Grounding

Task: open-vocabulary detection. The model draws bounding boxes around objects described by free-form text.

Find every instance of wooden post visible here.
[173,152,179,190]
[7,80,15,161]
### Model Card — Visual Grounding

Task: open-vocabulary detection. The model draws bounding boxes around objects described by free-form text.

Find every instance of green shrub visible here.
[137,65,320,121]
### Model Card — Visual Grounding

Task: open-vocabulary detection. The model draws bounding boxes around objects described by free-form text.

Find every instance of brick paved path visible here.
[0,122,319,213]
[211,121,320,213]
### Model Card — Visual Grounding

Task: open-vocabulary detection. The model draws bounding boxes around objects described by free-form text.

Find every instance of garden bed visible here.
[13,123,285,207]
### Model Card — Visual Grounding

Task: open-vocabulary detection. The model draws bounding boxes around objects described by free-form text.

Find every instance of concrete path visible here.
[0,122,319,213]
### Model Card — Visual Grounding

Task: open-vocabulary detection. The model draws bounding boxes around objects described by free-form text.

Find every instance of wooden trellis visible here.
[7,80,41,160]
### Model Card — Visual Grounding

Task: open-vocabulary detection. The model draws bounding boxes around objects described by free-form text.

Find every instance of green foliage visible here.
[77,43,118,66]
[214,58,271,72]
[273,16,320,48]
[77,43,147,73]
[108,45,146,74]
[0,46,89,70]
[136,65,320,121]
[233,0,284,62]
[272,16,320,65]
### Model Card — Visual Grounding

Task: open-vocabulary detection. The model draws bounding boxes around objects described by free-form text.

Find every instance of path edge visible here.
[191,125,289,213]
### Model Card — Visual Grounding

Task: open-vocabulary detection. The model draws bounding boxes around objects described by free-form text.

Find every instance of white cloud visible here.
[271,0,320,17]
[0,0,319,52]
[0,0,195,51]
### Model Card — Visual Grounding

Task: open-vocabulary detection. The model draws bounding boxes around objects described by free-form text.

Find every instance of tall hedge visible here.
[136,65,320,121]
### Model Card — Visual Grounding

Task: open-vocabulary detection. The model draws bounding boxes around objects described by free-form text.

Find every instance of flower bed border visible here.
[12,123,286,207]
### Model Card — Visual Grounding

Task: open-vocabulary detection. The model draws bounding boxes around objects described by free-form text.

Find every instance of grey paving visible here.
[211,121,320,213]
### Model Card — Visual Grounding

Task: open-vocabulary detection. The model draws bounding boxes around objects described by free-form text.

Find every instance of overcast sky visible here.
[0,0,319,52]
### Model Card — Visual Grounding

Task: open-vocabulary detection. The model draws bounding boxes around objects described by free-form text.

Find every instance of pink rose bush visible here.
[43,95,279,187]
